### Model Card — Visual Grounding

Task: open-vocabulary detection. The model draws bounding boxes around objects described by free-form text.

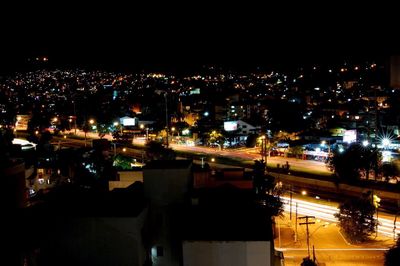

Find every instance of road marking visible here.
[276,248,389,251]
[338,229,352,246]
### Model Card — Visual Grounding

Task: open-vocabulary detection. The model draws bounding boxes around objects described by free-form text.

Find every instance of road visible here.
[57,131,331,175]
[281,195,400,238]
[276,210,392,265]
[276,195,397,265]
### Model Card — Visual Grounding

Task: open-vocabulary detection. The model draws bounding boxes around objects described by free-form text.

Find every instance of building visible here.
[17,182,148,266]
[390,55,400,88]
[143,160,193,266]
[181,185,278,266]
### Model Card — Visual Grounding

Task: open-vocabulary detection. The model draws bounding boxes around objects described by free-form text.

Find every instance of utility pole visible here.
[73,100,77,135]
[312,245,316,263]
[264,135,268,172]
[295,202,298,242]
[277,218,281,248]
[394,212,398,240]
[290,185,293,220]
[299,216,315,258]
[164,93,169,148]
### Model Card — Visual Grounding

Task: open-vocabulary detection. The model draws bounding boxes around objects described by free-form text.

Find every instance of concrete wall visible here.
[41,208,148,266]
[1,162,27,208]
[182,241,271,266]
[109,171,143,191]
[144,168,191,205]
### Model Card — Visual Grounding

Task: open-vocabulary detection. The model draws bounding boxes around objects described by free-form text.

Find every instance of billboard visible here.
[343,129,357,143]
[224,121,238,131]
[15,115,31,131]
[120,117,137,126]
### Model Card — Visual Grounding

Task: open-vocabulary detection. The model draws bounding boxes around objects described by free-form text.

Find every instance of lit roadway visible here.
[276,195,398,265]
[55,132,331,175]
[134,137,331,175]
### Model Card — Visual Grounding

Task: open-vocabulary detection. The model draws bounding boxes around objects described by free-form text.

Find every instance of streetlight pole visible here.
[164,93,169,148]
[73,100,77,135]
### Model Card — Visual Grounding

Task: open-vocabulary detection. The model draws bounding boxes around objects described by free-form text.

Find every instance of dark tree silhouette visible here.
[334,192,377,243]
[252,160,283,217]
[145,141,176,160]
[327,143,382,182]
[385,235,400,266]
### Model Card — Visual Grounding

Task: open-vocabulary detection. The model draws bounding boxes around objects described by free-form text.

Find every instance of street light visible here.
[321,140,330,155]
[382,138,391,148]
[259,135,268,170]
[373,194,381,237]
[310,222,330,238]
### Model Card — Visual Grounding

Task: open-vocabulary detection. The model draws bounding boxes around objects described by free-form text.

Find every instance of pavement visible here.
[275,212,394,266]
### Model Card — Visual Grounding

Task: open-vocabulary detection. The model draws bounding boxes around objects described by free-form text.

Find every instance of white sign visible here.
[224,121,238,131]
[121,117,136,126]
[343,129,357,143]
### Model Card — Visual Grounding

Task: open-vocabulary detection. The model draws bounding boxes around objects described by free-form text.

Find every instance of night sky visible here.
[0,3,398,73]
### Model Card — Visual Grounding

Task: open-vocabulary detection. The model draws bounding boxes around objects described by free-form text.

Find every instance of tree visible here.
[334,193,377,243]
[327,143,382,183]
[208,130,225,150]
[385,235,400,266]
[381,162,399,183]
[245,133,258,148]
[97,124,109,139]
[252,160,284,217]
[289,145,304,159]
[113,154,135,170]
[301,257,317,266]
[145,141,176,160]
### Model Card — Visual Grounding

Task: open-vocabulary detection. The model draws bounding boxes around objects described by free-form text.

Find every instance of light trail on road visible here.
[281,196,400,237]
[277,248,389,251]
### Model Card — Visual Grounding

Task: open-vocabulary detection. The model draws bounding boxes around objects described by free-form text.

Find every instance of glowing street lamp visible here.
[89,119,95,125]
[362,140,369,147]
[382,138,391,148]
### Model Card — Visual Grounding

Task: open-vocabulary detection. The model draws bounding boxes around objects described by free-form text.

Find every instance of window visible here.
[242,125,247,128]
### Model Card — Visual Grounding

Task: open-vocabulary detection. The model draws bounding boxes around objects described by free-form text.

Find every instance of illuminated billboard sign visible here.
[120,117,137,126]
[15,115,31,131]
[224,121,238,131]
[343,129,357,143]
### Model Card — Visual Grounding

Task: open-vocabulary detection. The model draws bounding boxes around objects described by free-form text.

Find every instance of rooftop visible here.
[181,185,273,241]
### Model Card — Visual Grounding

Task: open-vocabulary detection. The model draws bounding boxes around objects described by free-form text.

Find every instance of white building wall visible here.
[183,241,271,266]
